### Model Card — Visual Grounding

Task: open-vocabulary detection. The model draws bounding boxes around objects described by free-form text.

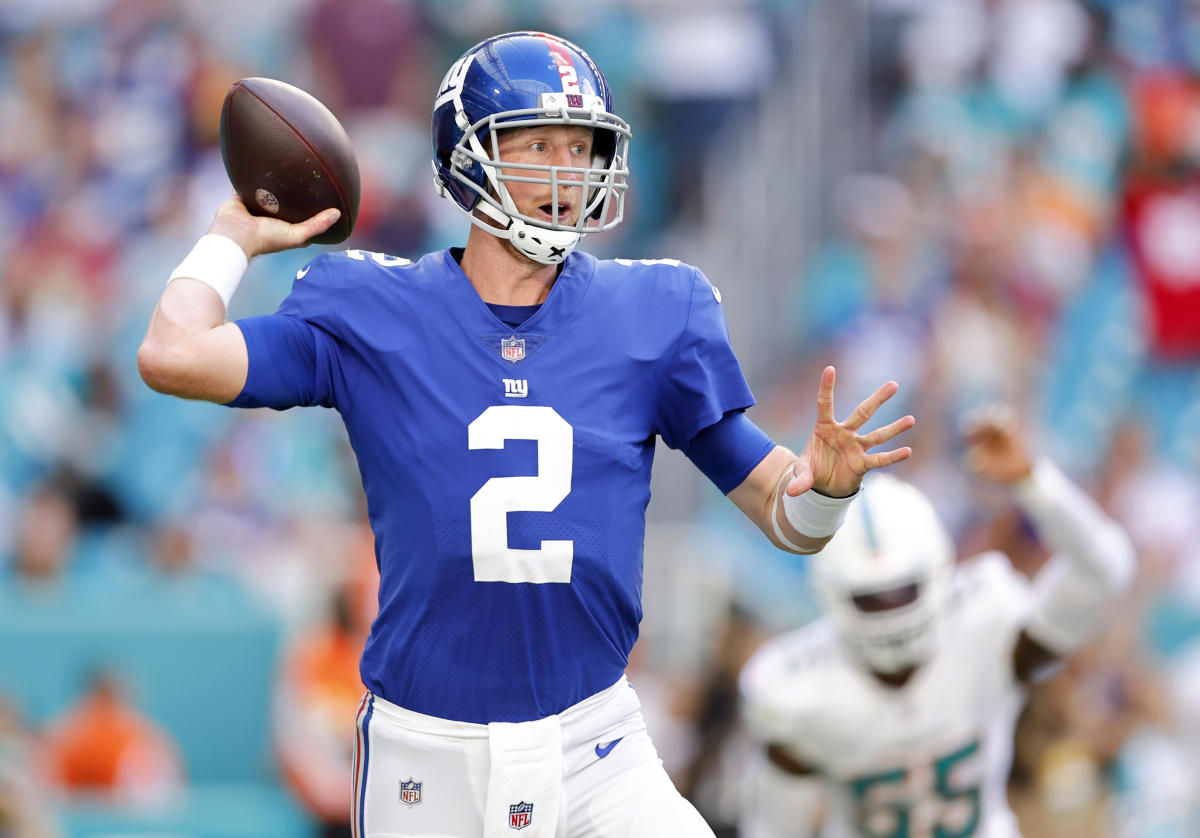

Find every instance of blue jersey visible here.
[232,248,760,723]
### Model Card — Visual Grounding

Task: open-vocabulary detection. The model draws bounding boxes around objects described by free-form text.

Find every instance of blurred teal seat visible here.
[56,783,314,838]
[0,572,317,835]
[0,572,281,784]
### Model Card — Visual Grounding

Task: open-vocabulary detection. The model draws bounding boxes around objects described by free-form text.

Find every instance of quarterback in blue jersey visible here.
[139,31,913,838]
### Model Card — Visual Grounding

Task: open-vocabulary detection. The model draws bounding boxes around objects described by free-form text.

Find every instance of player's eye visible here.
[531,142,548,152]
[570,143,587,156]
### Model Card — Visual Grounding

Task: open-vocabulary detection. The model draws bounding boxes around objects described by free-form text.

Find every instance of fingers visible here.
[786,463,814,496]
[964,448,988,474]
[298,208,341,242]
[959,402,1033,482]
[815,366,837,423]
[216,193,253,218]
[843,380,900,432]
[858,414,915,449]
[802,373,914,488]
[268,207,340,252]
[865,446,912,470]
[959,402,1018,440]
[209,200,341,260]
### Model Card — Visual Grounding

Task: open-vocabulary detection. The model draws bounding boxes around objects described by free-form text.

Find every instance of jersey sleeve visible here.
[680,410,776,494]
[227,252,361,411]
[953,551,1035,684]
[956,551,1033,633]
[657,268,757,449]
[738,628,822,749]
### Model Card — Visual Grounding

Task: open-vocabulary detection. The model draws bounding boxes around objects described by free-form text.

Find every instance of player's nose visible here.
[550,146,584,177]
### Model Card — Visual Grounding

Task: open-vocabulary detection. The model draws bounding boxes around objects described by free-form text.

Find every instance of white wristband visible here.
[781,486,857,539]
[168,234,249,309]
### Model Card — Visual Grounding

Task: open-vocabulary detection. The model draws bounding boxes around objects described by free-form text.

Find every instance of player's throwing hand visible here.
[787,366,915,499]
[209,192,341,260]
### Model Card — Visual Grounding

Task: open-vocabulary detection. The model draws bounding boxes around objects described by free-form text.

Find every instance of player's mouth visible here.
[537,202,574,222]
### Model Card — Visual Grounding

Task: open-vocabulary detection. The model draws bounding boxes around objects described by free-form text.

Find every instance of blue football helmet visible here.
[431,31,631,264]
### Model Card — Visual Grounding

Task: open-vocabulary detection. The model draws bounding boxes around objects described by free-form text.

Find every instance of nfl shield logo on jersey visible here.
[509,801,533,830]
[501,336,526,363]
[399,778,422,807]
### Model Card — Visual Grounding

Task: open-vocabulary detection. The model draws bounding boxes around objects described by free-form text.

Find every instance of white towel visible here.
[482,716,563,838]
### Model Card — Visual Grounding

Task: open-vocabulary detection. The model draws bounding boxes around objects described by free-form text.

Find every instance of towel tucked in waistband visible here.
[483,715,563,838]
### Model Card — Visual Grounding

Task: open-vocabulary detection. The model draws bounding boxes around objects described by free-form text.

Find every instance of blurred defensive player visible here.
[738,407,1135,838]
[137,31,914,838]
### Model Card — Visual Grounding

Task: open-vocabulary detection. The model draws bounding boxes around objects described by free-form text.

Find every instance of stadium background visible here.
[2,0,1200,835]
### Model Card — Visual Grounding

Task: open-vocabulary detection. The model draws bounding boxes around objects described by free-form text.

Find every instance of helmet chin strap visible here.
[470,201,582,265]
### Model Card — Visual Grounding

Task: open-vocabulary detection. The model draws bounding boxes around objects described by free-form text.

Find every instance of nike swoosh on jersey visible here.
[296,266,310,279]
[594,737,623,759]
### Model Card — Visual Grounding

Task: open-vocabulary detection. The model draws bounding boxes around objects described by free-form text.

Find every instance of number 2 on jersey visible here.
[467,405,573,583]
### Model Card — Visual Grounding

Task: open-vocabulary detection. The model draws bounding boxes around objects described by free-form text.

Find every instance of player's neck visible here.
[870,665,918,689]
[460,226,559,306]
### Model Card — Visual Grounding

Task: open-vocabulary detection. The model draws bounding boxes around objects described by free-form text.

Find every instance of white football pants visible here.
[351,676,714,838]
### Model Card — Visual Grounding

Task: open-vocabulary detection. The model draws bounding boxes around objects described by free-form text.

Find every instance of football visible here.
[219,77,360,245]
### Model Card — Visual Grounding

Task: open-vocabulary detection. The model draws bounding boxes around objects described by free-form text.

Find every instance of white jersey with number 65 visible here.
[740,552,1034,838]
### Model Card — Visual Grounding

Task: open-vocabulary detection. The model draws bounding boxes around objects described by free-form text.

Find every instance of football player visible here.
[738,407,1135,838]
[137,31,914,838]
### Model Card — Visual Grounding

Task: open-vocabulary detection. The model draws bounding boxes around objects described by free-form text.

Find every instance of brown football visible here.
[219,77,360,245]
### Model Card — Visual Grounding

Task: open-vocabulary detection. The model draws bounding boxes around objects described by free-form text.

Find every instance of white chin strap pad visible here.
[503,217,582,265]
[469,202,582,265]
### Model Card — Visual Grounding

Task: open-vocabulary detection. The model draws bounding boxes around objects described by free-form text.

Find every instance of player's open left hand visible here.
[208,192,341,260]
[962,403,1033,485]
[787,366,914,499]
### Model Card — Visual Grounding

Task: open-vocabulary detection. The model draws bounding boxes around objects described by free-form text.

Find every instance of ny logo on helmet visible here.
[435,54,472,109]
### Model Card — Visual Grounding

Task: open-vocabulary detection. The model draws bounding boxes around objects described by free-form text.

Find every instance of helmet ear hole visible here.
[591,128,616,168]
[586,128,619,220]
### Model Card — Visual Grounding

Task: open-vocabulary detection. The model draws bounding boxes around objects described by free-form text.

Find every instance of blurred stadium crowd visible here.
[2,0,1200,836]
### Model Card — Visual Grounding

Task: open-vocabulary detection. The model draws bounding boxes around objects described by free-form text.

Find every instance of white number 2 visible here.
[345,249,410,267]
[558,65,580,94]
[467,406,573,583]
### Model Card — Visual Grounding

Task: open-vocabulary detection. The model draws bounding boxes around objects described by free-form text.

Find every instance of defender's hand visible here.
[788,366,914,499]
[963,404,1033,484]
[207,193,340,260]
